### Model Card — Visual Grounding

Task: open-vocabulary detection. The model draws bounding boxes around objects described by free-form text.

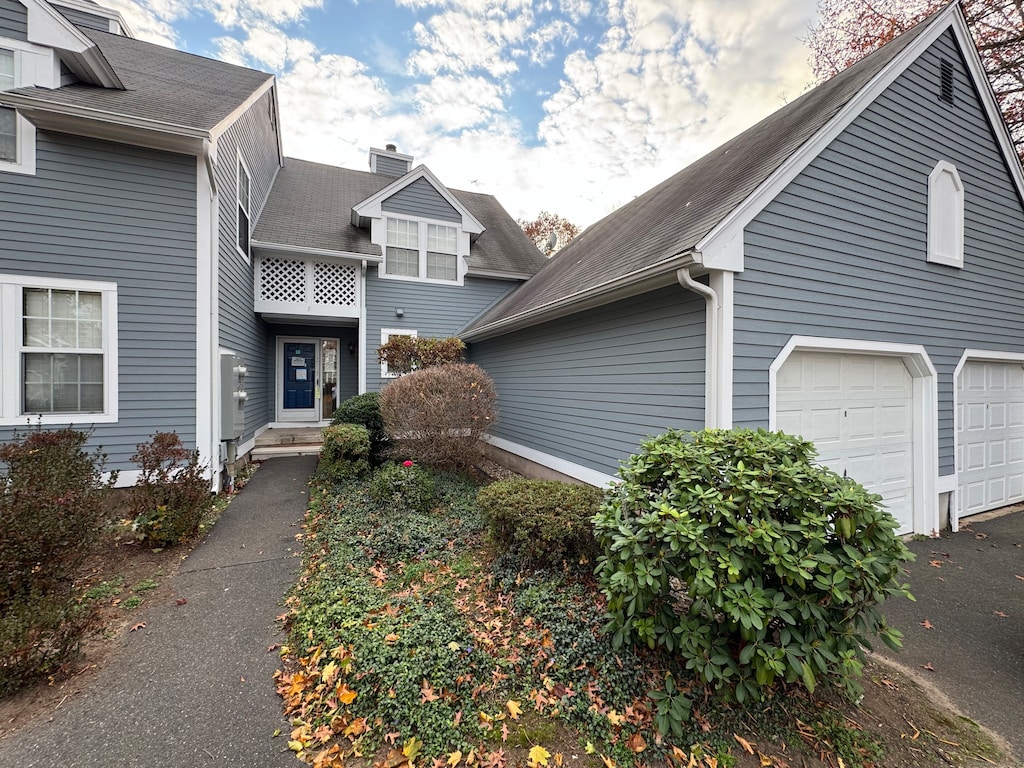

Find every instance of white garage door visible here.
[776,352,915,532]
[957,361,1024,518]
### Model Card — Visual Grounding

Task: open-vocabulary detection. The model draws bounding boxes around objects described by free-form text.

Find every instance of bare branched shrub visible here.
[380,363,497,469]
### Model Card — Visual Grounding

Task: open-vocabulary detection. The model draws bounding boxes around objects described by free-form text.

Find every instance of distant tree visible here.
[518,211,581,256]
[806,0,1023,163]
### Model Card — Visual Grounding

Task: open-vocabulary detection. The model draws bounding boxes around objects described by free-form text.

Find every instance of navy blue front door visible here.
[283,342,317,410]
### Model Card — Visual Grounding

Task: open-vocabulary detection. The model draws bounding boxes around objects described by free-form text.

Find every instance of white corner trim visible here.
[767,336,939,536]
[710,271,734,428]
[936,475,957,494]
[353,165,485,235]
[196,154,218,487]
[482,434,617,488]
[950,349,1024,532]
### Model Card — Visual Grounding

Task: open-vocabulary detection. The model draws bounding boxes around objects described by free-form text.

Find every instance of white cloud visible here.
[100,0,182,47]
[197,0,324,28]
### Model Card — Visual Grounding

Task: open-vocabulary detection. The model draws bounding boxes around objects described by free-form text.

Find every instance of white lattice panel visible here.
[313,262,357,307]
[259,258,306,302]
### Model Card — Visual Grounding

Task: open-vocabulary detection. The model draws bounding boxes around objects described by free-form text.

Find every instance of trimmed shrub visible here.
[377,336,465,376]
[320,423,371,480]
[477,479,603,570]
[368,461,437,515]
[332,392,389,465]
[0,591,90,695]
[0,427,114,694]
[0,427,115,600]
[129,432,211,546]
[379,363,497,470]
[594,428,914,705]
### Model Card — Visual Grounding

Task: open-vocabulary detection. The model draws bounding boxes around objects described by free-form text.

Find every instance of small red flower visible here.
[403,460,414,467]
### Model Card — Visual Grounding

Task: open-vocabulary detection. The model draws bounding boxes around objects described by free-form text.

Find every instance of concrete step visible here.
[250,443,323,460]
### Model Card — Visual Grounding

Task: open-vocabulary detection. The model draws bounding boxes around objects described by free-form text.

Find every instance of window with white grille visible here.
[0,276,118,424]
[237,155,251,259]
[383,217,460,283]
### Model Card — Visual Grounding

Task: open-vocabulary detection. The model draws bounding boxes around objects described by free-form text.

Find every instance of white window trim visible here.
[927,160,964,268]
[375,215,467,286]
[0,39,51,176]
[380,327,416,379]
[235,150,252,261]
[0,274,118,425]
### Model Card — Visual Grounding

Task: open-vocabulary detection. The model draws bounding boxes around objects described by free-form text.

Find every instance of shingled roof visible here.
[4,28,271,133]
[252,158,546,278]
[462,6,948,339]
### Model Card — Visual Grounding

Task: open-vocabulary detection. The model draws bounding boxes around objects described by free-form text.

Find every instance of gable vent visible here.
[939,59,954,105]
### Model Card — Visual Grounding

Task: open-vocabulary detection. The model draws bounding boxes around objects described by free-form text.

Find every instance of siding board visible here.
[0,0,27,40]
[381,177,461,222]
[732,30,1024,477]
[471,285,706,476]
[0,132,198,469]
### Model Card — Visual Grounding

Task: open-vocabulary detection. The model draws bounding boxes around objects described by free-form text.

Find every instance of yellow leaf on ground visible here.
[734,734,755,755]
[584,742,596,755]
[448,750,462,767]
[528,745,551,767]
[336,683,357,705]
[404,737,424,760]
[288,740,304,753]
[554,753,563,767]
[506,700,522,720]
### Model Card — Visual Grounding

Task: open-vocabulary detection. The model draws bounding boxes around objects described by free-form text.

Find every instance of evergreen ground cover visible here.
[277,468,1009,768]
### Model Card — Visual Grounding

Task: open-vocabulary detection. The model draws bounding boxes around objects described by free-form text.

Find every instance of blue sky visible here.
[106,0,823,227]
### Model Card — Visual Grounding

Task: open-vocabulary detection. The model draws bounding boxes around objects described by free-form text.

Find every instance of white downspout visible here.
[358,259,367,394]
[677,266,721,428]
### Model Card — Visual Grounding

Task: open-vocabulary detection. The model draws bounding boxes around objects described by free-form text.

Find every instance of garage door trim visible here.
[953,349,1024,532]
[768,336,939,536]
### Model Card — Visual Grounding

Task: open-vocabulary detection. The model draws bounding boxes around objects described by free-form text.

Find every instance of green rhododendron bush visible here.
[594,428,914,705]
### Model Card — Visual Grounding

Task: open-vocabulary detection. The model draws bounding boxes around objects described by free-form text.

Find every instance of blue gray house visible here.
[0,0,542,488]
[462,3,1024,536]
[3,0,1023,536]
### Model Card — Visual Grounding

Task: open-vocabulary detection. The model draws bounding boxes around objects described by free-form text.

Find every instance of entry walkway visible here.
[0,456,317,768]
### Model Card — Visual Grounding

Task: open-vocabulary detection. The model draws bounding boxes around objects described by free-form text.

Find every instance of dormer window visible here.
[385,217,460,283]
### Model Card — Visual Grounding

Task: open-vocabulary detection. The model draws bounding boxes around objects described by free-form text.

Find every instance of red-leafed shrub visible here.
[380,363,497,469]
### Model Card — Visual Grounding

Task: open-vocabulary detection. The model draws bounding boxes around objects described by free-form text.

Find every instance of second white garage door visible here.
[776,352,915,533]
[957,361,1024,518]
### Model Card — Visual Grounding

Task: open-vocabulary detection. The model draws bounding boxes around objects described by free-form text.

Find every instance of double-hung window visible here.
[1,49,17,164]
[237,156,251,258]
[384,218,461,283]
[0,277,118,424]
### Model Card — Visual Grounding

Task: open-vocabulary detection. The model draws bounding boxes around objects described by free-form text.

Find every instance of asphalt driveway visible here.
[877,507,1024,763]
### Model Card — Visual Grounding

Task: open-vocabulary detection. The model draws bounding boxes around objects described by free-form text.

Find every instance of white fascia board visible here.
[695,3,1013,268]
[208,77,277,142]
[251,240,383,263]
[3,97,208,144]
[462,252,695,341]
[25,0,123,87]
[352,165,485,235]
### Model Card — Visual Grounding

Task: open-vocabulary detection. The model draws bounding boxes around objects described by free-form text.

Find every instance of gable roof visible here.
[352,165,485,235]
[1,27,272,138]
[252,158,545,278]
[463,3,1022,340]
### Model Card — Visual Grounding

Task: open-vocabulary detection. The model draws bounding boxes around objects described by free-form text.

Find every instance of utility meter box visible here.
[220,353,247,441]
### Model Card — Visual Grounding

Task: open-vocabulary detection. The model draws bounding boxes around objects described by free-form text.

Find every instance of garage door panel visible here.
[957,361,1024,518]
[777,352,914,532]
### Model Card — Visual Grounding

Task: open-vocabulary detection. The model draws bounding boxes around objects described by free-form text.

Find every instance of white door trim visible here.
[276,336,322,423]
[769,336,939,535]
[952,349,1024,532]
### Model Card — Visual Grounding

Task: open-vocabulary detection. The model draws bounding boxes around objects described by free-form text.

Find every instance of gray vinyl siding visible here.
[55,5,110,32]
[215,88,280,440]
[381,177,460,223]
[471,286,707,476]
[364,271,516,392]
[0,131,197,469]
[0,0,27,40]
[375,155,409,177]
[732,29,1024,477]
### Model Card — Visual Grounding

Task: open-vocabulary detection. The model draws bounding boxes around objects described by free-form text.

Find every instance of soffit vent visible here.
[939,59,954,105]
